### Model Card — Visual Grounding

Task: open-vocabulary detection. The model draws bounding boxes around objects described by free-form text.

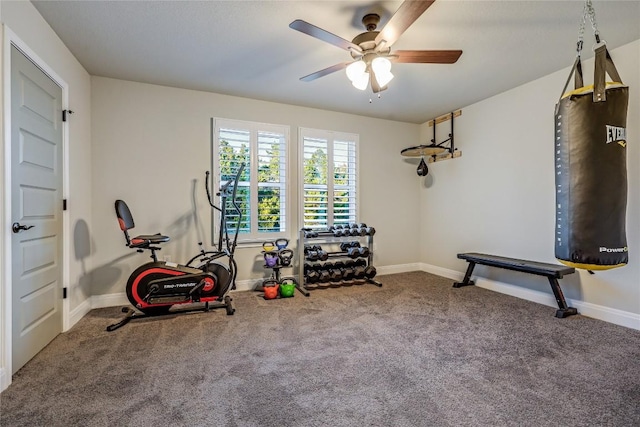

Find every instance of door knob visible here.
[12,222,34,233]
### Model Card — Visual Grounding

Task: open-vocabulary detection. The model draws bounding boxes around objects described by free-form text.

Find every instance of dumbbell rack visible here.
[297,228,382,296]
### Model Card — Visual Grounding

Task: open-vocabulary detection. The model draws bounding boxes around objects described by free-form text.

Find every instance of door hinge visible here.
[63,199,67,211]
[63,287,67,299]
[62,109,74,122]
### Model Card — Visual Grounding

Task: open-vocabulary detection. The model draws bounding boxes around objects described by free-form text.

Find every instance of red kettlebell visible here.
[263,280,279,300]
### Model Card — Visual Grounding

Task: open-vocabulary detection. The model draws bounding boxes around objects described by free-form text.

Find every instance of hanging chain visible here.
[577,0,601,56]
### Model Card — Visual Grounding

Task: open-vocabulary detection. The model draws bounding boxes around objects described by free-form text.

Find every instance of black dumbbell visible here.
[328,269,342,281]
[363,227,376,236]
[318,270,331,282]
[340,266,355,280]
[333,261,345,270]
[353,265,366,279]
[306,248,328,262]
[364,265,377,279]
[304,263,313,274]
[323,261,334,270]
[303,229,318,238]
[346,247,361,258]
[340,241,360,252]
[354,227,368,236]
[306,270,320,284]
[347,259,361,267]
[312,263,323,271]
[307,245,328,260]
[347,246,370,259]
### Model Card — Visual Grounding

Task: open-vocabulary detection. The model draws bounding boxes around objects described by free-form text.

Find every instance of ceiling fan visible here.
[289,0,462,93]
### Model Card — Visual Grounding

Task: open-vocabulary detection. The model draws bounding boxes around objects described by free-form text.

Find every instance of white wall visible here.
[417,40,640,322]
[0,1,92,390]
[90,77,421,296]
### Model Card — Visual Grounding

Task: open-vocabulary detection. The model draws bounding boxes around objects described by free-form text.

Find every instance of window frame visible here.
[212,118,290,244]
[298,127,360,230]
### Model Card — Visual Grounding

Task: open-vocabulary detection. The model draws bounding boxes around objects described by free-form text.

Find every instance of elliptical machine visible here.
[106,164,244,331]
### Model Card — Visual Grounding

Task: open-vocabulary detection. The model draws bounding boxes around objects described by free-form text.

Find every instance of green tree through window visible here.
[214,119,288,241]
[301,130,358,229]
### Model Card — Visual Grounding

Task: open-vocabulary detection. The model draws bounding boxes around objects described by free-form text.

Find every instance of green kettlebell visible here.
[279,278,296,298]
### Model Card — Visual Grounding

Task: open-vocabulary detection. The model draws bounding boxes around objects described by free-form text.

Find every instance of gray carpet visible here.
[1,271,639,426]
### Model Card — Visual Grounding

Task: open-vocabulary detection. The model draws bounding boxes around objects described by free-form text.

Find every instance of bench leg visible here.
[453,261,476,288]
[547,277,578,318]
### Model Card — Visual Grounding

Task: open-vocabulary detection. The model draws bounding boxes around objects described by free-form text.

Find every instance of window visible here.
[213,118,289,242]
[299,128,358,230]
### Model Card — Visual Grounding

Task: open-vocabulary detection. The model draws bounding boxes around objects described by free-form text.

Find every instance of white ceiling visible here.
[32,0,640,124]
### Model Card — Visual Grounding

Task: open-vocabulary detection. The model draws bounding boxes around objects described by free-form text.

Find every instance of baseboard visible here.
[0,367,8,392]
[69,298,92,329]
[418,262,463,282]
[420,262,640,331]
[572,300,640,330]
[377,263,423,276]
[91,292,129,309]
[234,278,262,292]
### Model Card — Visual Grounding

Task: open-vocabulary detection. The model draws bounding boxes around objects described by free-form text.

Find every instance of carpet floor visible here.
[1,271,639,426]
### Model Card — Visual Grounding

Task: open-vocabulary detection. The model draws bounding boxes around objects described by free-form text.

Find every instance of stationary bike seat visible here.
[115,200,171,249]
[129,233,170,248]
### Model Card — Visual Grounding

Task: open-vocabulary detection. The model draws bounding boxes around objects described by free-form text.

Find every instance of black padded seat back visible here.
[114,200,170,249]
[115,200,135,231]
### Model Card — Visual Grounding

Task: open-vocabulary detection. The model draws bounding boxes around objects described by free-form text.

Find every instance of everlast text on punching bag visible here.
[554,45,628,270]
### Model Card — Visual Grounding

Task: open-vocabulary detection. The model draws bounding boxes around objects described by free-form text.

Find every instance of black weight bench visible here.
[454,252,578,318]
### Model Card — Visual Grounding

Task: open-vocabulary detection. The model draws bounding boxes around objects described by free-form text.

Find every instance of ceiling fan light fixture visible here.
[352,72,370,90]
[290,1,462,93]
[375,69,394,87]
[372,57,394,87]
[346,60,366,82]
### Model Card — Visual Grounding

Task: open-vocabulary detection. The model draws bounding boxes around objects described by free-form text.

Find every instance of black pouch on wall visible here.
[554,45,628,270]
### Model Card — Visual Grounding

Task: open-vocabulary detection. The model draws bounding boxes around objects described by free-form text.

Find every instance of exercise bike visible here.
[106,164,244,331]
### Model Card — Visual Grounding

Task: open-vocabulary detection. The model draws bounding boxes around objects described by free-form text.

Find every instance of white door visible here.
[10,45,63,374]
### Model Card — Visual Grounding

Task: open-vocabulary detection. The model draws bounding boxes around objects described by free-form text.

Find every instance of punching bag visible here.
[554,44,628,270]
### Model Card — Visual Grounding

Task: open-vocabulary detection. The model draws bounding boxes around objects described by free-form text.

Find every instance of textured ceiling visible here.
[32,0,640,124]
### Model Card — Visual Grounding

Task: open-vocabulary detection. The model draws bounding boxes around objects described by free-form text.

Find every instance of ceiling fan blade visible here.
[375,0,436,47]
[300,62,352,82]
[290,20,362,53]
[392,50,463,64]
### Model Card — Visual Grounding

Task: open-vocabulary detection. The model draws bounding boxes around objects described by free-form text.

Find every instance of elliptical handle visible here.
[228,163,245,254]
[218,164,241,196]
[229,163,245,214]
[204,170,220,212]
